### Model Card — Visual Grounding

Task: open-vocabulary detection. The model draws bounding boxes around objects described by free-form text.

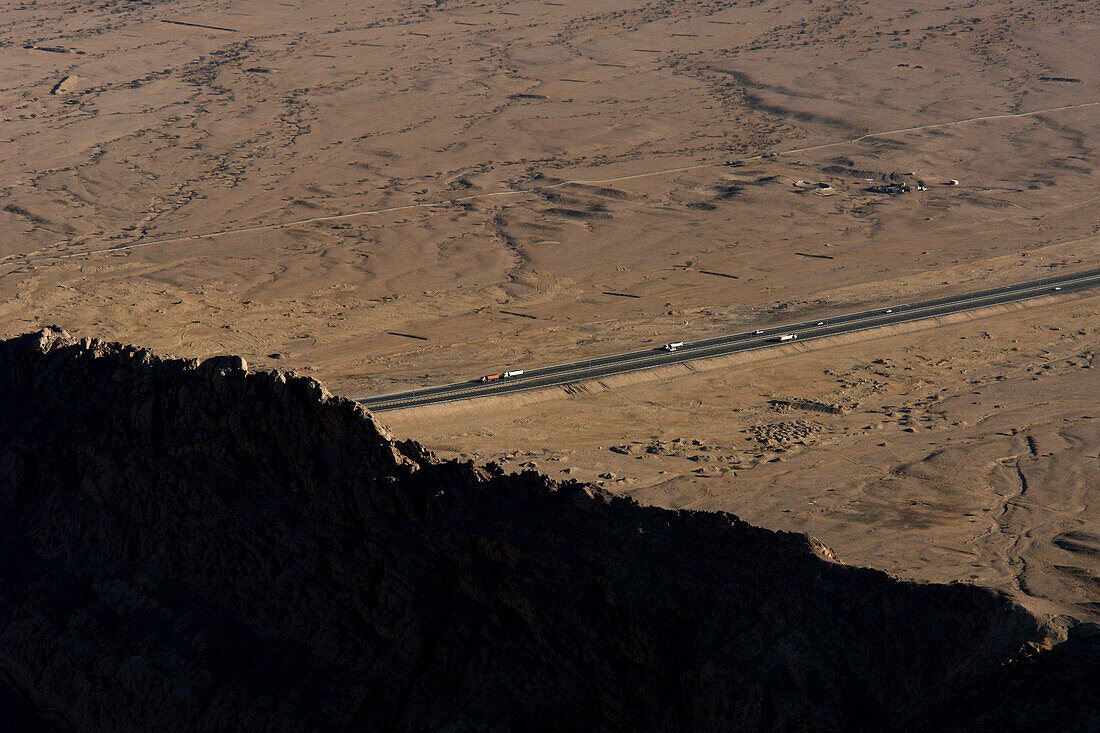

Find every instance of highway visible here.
[358,268,1100,412]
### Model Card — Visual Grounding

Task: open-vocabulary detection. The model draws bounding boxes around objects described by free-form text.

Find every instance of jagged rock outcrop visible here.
[0,327,1096,731]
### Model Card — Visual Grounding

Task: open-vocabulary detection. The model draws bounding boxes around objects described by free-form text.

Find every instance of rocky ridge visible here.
[0,327,1097,730]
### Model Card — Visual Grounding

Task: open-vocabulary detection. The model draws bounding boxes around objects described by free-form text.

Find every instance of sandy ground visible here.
[2,0,1099,393]
[3,0,1100,621]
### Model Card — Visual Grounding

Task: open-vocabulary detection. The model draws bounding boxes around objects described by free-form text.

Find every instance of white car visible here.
[885,309,893,313]
[754,330,765,335]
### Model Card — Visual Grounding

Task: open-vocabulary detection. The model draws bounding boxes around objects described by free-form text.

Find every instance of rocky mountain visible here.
[0,327,1096,730]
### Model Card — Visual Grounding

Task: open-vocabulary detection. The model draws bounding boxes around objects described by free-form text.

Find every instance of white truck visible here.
[663,342,684,352]
[480,369,524,382]
[775,334,797,342]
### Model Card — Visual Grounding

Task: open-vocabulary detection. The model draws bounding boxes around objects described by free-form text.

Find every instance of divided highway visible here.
[359,268,1100,412]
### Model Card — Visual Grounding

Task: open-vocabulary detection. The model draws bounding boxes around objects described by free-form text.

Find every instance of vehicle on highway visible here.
[754,330,765,335]
[885,309,893,313]
[1054,286,1062,291]
[480,370,524,383]
[816,321,824,326]
[775,334,797,342]
[663,342,684,352]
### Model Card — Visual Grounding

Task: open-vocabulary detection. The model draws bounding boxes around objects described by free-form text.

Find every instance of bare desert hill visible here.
[4,0,1100,726]
[0,328,1098,730]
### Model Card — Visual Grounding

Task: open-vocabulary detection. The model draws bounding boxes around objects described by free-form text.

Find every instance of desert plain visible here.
[4,0,1100,625]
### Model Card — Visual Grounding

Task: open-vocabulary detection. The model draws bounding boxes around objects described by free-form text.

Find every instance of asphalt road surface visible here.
[359,268,1100,412]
